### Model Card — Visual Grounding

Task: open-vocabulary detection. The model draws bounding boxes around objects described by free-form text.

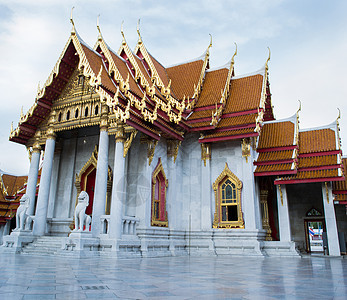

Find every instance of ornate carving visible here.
[73,191,92,232]
[201,143,211,166]
[115,125,126,143]
[123,130,137,157]
[141,136,158,166]
[260,190,272,241]
[241,138,251,163]
[14,194,30,231]
[325,182,329,204]
[212,163,244,229]
[167,140,181,163]
[278,184,283,206]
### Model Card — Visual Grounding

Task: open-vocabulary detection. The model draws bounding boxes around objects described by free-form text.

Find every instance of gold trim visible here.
[123,130,137,157]
[167,140,181,163]
[325,182,329,204]
[151,158,168,227]
[241,138,251,163]
[201,143,211,166]
[278,184,283,206]
[212,163,244,228]
[260,190,272,241]
[141,136,158,166]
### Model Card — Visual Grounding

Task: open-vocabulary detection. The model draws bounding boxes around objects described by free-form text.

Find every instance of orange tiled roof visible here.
[195,68,229,108]
[190,121,211,128]
[148,53,170,87]
[255,163,293,173]
[223,74,263,114]
[166,59,205,100]
[202,127,255,139]
[188,109,214,120]
[217,113,258,128]
[284,169,339,180]
[258,121,295,149]
[298,155,338,168]
[256,150,294,162]
[81,44,116,93]
[299,129,337,154]
[109,50,143,98]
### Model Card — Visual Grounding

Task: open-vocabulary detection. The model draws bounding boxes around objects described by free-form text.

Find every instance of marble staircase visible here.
[21,236,63,256]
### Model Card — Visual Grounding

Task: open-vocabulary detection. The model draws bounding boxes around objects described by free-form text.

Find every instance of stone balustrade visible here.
[100,215,139,237]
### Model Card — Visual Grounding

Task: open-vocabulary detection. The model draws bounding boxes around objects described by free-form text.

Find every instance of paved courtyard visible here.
[0,254,346,299]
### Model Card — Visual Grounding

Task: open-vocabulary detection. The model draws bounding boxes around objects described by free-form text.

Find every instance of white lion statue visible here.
[15,194,30,231]
[73,191,92,232]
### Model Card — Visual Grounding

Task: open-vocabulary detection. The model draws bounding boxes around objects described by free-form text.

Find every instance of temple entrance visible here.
[74,145,113,219]
[81,166,96,215]
[304,219,326,253]
[304,207,325,253]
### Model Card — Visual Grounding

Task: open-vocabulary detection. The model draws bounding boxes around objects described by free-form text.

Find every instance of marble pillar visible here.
[33,137,56,236]
[91,128,109,237]
[241,147,259,230]
[27,144,41,216]
[276,184,292,242]
[33,113,56,236]
[109,127,126,240]
[201,159,212,230]
[322,182,340,256]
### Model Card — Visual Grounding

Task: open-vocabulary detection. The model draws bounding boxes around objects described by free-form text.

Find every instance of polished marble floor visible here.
[0,254,346,299]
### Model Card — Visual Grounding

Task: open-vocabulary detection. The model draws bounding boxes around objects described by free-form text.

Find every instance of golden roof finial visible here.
[337,107,341,121]
[231,42,237,65]
[209,33,213,48]
[20,106,24,118]
[121,21,126,45]
[10,122,13,133]
[70,6,75,34]
[137,19,142,43]
[265,47,271,71]
[97,14,101,36]
[297,100,302,113]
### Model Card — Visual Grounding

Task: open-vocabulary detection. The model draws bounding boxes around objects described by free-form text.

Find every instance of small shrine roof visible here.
[257,121,295,149]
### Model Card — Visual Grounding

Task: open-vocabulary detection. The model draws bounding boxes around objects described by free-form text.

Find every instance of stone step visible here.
[20,236,63,256]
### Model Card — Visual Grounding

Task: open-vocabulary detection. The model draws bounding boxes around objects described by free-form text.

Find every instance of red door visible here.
[84,168,96,215]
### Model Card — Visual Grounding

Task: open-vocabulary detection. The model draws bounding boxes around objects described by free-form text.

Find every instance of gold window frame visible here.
[151,158,168,227]
[213,163,244,229]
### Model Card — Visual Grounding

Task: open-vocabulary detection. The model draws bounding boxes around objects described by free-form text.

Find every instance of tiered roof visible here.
[254,114,298,176]
[9,21,274,147]
[0,170,27,225]
[8,20,344,187]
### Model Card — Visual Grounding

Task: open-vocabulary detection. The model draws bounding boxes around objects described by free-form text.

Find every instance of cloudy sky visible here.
[0,0,346,175]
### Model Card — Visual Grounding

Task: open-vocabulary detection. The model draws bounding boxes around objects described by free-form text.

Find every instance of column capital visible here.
[201,143,211,166]
[46,111,57,140]
[115,125,126,143]
[32,141,41,153]
[100,103,109,131]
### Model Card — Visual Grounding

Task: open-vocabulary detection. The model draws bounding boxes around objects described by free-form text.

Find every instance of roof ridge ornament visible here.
[137,19,142,44]
[97,14,102,40]
[70,6,76,35]
[265,47,271,72]
[337,107,341,121]
[121,21,126,45]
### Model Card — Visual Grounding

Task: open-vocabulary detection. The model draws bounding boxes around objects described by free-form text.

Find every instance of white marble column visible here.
[276,184,292,242]
[241,148,260,230]
[27,143,41,216]
[109,126,126,240]
[322,182,340,256]
[33,113,56,236]
[91,127,109,237]
[201,158,212,230]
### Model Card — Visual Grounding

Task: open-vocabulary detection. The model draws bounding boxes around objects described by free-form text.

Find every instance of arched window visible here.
[75,108,79,118]
[213,163,244,228]
[66,110,70,121]
[58,112,62,122]
[94,105,99,115]
[151,158,168,227]
[85,106,89,117]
